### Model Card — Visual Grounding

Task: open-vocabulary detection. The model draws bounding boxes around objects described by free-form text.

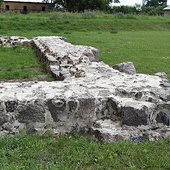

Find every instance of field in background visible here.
[0,11,170,80]
[0,12,170,169]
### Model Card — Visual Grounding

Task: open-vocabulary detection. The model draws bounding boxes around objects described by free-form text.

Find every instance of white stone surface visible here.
[0,36,170,142]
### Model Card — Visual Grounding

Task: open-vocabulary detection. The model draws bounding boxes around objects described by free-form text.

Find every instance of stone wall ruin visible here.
[0,36,170,142]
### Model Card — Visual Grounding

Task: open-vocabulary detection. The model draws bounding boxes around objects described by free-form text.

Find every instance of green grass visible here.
[63,31,170,78]
[1,12,170,34]
[1,12,170,79]
[1,31,170,80]
[0,132,170,170]
[0,45,53,81]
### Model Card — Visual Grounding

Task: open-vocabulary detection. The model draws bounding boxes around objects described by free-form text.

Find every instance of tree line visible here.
[54,0,168,15]
[54,0,116,12]
[0,0,168,15]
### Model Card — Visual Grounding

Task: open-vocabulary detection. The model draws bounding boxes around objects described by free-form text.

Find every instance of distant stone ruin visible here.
[0,36,170,142]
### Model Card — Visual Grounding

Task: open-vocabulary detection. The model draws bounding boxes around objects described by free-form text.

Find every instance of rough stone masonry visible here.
[0,36,170,142]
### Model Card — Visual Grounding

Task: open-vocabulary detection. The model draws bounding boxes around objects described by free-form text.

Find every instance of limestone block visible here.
[17,100,45,123]
[156,102,170,125]
[121,101,155,126]
[77,98,95,120]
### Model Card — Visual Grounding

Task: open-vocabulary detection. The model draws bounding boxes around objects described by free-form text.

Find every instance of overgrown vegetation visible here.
[54,0,115,12]
[53,0,167,15]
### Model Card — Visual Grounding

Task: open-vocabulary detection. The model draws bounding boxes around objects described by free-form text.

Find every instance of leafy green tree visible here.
[0,0,3,9]
[110,5,138,15]
[54,0,119,12]
[144,0,167,7]
[141,0,167,15]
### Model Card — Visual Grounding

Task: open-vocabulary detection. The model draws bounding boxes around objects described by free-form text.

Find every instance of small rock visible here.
[160,82,170,87]
[112,62,136,75]
[155,72,168,82]
[129,134,147,143]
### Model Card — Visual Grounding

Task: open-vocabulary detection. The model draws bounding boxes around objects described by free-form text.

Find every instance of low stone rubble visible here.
[0,36,31,48]
[0,36,170,142]
[31,36,99,80]
[91,119,170,143]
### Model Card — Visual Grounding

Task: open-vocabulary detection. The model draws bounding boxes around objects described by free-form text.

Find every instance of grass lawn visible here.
[1,30,170,80]
[63,30,170,78]
[0,132,170,170]
[0,46,53,81]
[1,12,170,79]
